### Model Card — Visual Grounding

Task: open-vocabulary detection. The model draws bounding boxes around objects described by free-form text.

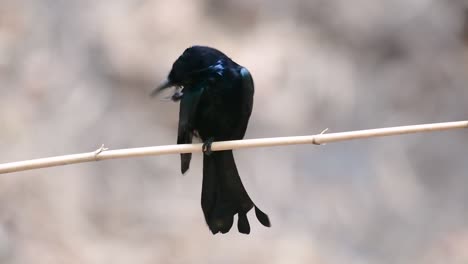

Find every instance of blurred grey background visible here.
[1,0,468,263]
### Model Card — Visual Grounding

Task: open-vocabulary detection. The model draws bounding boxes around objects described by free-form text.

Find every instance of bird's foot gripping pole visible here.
[202,138,215,156]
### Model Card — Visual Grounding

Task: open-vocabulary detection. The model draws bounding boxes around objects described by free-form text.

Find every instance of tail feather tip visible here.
[255,206,271,227]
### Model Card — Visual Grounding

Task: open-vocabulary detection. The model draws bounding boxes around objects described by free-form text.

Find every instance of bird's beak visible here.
[150,78,174,97]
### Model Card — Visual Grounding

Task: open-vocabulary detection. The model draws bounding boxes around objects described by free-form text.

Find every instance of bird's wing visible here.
[239,67,254,102]
[234,67,255,139]
[177,86,204,174]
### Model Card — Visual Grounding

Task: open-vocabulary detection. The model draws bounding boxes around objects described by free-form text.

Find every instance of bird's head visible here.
[151,46,227,97]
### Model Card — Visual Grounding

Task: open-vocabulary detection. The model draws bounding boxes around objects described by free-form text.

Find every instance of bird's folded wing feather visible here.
[177,86,204,174]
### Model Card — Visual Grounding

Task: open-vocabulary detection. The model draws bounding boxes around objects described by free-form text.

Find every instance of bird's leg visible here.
[202,138,215,156]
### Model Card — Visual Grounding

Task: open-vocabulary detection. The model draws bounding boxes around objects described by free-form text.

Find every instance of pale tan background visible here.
[1,0,468,263]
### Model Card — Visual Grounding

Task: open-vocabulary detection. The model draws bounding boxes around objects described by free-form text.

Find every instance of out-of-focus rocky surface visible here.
[1,0,468,263]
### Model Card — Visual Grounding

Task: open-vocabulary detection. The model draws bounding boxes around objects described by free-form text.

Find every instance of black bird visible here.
[152,46,270,234]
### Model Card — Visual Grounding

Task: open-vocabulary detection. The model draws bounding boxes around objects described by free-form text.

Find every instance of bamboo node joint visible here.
[312,128,329,145]
[93,144,108,160]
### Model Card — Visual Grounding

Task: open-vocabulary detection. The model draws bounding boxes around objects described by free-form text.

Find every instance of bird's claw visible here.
[158,88,184,102]
[202,138,214,156]
[171,91,184,101]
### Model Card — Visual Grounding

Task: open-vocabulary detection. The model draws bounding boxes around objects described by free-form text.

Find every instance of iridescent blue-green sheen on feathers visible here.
[152,46,270,234]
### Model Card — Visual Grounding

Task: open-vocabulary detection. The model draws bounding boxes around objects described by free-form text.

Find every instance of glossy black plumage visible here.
[153,46,270,234]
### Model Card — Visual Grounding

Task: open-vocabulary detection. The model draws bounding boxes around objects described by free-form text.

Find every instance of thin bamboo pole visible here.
[0,120,466,174]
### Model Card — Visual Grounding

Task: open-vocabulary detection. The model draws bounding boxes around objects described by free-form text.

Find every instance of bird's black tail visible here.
[201,150,270,234]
